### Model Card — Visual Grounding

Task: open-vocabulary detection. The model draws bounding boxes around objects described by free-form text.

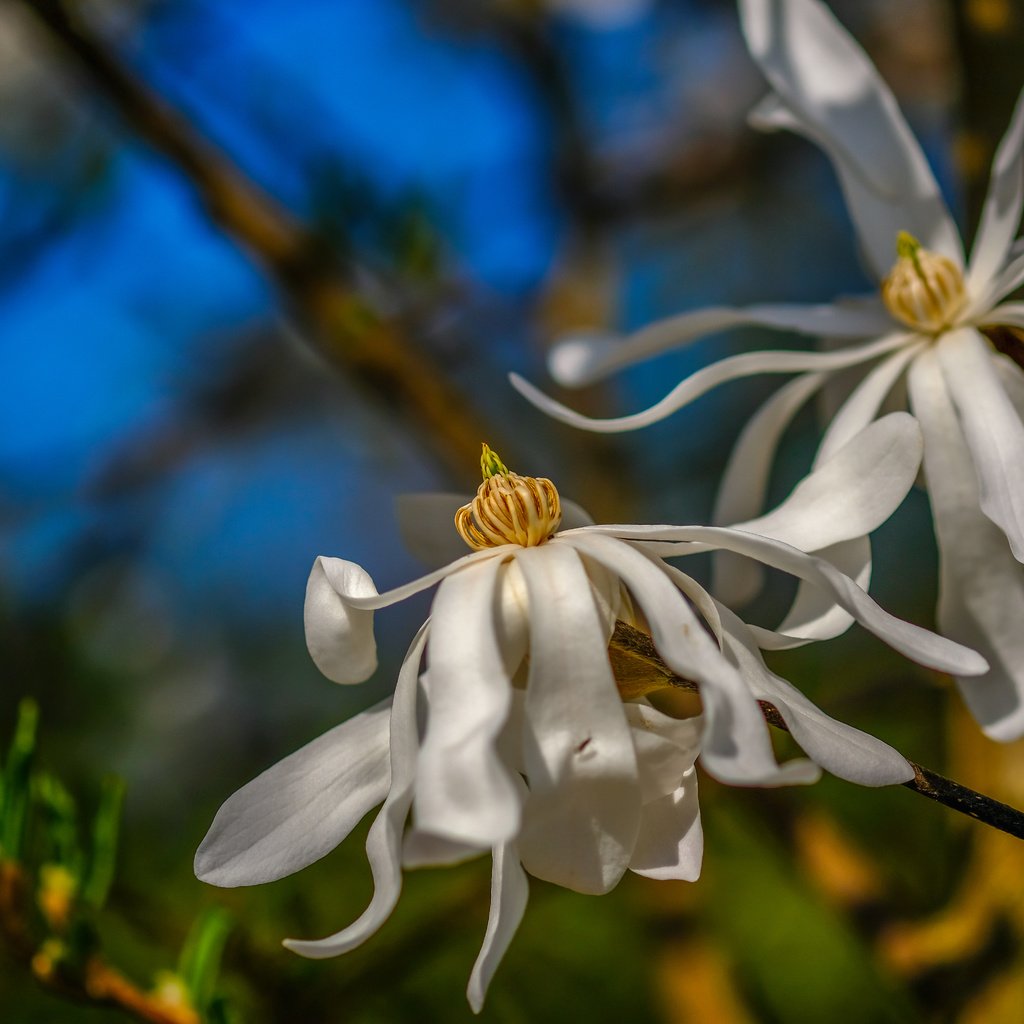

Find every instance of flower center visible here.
[455,444,562,550]
[881,231,966,334]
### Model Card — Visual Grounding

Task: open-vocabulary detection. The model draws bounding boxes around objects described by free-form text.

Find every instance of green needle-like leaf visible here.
[178,906,233,1012]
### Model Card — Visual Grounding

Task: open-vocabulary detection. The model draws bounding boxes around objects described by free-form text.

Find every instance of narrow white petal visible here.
[549,301,890,387]
[910,351,1024,739]
[195,698,392,887]
[580,525,988,676]
[732,412,922,553]
[760,537,871,647]
[994,352,1024,419]
[467,842,529,1014]
[988,299,1024,328]
[629,775,704,881]
[284,627,428,958]
[414,557,521,846]
[402,830,483,870]
[304,557,380,684]
[739,0,961,277]
[968,88,1024,294]
[711,372,826,607]
[719,604,913,785]
[969,253,1024,317]
[936,328,1024,561]
[564,533,818,787]
[511,332,911,434]
[814,343,924,466]
[515,543,640,895]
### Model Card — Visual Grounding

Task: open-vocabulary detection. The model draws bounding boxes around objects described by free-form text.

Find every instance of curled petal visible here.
[719,604,913,786]
[549,301,890,388]
[512,332,911,434]
[467,841,529,1014]
[195,698,392,887]
[284,627,427,958]
[304,557,379,684]
[625,702,702,803]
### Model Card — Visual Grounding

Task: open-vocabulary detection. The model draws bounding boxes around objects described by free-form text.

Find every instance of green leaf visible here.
[2,699,39,861]
[81,775,125,910]
[178,906,233,1013]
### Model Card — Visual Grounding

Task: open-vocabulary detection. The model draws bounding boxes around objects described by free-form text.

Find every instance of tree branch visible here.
[12,0,508,485]
[609,621,1024,841]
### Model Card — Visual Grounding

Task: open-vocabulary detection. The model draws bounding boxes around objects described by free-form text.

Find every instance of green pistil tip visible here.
[480,443,509,480]
[896,231,922,260]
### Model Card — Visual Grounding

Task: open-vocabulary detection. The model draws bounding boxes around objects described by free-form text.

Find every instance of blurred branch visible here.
[11,0,506,485]
[609,621,1024,841]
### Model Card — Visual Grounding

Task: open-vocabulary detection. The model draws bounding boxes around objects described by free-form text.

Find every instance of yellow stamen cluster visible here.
[455,444,562,550]
[881,231,966,333]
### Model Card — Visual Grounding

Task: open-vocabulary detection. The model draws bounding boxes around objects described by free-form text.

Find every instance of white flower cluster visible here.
[196,0,1022,1011]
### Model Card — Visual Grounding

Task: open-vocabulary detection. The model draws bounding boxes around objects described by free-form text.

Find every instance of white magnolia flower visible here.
[196,427,984,1010]
[510,0,1024,740]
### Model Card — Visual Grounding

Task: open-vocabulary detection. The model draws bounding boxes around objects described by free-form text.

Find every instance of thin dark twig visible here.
[609,621,1024,842]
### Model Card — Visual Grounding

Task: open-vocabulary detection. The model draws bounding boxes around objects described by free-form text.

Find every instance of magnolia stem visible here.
[609,621,1024,841]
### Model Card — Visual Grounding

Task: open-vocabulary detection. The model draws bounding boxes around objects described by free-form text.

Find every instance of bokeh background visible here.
[2,0,1024,1020]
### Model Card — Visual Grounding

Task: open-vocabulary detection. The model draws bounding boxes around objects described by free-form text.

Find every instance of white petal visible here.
[284,627,428,958]
[760,537,871,647]
[549,301,890,387]
[936,328,1024,561]
[579,524,988,677]
[994,352,1024,419]
[732,412,922,554]
[739,0,961,277]
[304,557,380,684]
[989,298,1024,328]
[467,842,529,1014]
[402,830,483,870]
[711,372,826,607]
[514,543,641,895]
[624,702,702,802]
[909,351,1024,740]
[719,604,913,785]
[414,557,521,846]
[813,343,924,466]
[195,698,392,887]
[563,532,818,787]
[629,774,703,881]
[968,88,1024,294]
[396,493,595,570]
[511,332,911,433]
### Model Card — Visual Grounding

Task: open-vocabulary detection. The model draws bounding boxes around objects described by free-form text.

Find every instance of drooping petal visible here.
[414,557,521,846]
[284,627,427,958]
[711,372,826,606]
[909,350,1024,740]
[758,537,871,648]
[739,0,961,277]
[304,557,380,684]
[629,774,703,881]
[562,532,818,787]
[395,493,595,570]
[511,332,911,433]
[935,328,1024,561]
[549,301,891,387]
[732,412,922,554]
[579,524,988,677]
[194,698,392,887]
[514,543,640,895]
[813,343,924,466]
[968,87,1024,294]
[718,603,913,785]
[988,298,1024,328]
[466,841,529,1014]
